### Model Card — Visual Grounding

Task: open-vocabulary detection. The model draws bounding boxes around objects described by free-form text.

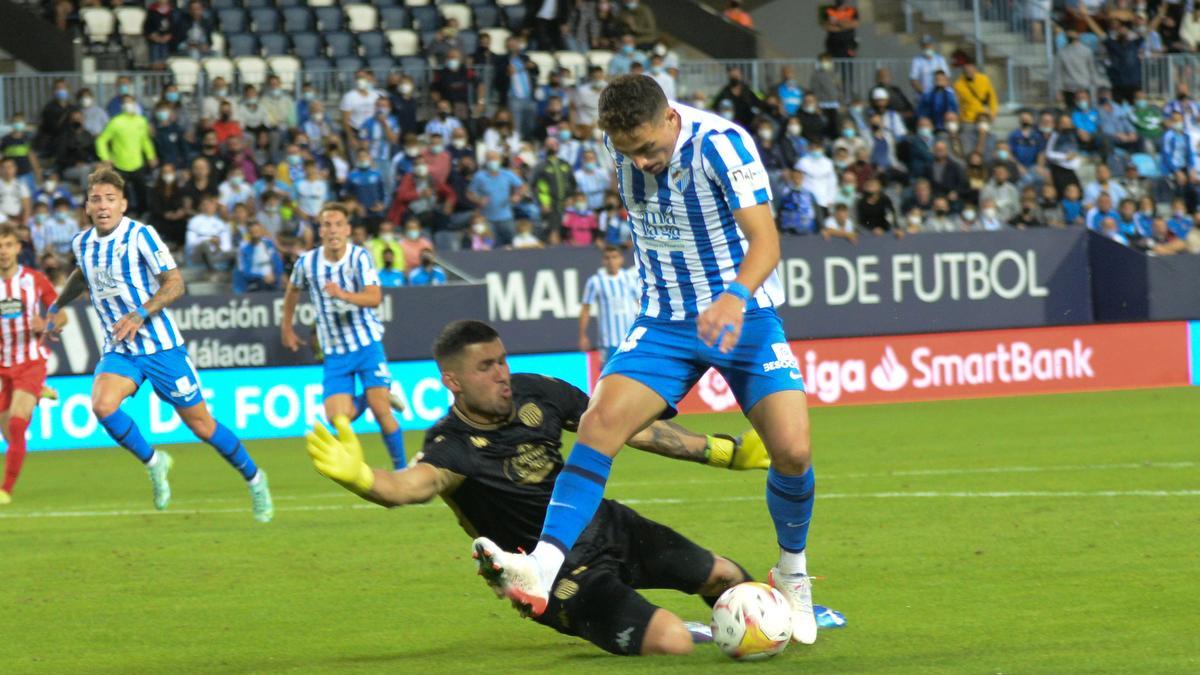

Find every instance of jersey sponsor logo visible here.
[469,436,489,448]
[0,298,23,320]
[669,165,692,192]
[728,163,769,193]
[762,342,800,378]
[169,375,200,401]
[615,626,635,653]
[517,402,543,428]
[93,267,122,300]
[155,249,173,269]
[869,346,909,391]
[503,442,556,485]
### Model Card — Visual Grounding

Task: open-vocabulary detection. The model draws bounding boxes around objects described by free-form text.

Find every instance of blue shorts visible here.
[600,308,805,417]
[96,347,205,409]
[323,341,391,398]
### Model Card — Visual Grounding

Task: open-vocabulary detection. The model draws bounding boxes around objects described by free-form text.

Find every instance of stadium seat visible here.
[166,56,201,93]
[368,55,397,73]
[210,32,227,56]
[380,7,408,29]
[457,29,478,56]
[325,32,358,58]
[307,0,335,6]
[501,5,526,28]
[464,0,492,6]
[386,29,420,56]
[526,51,556,85]
[587,49,613,72]
[249,8,280,33]
[226,33,260,57]
[79,7,116,44]
[439,3,472,29]
[209,0,238,10]
[401,55,430,87]
[113,7,146,37]
[473,6,500,28]
[420,30,439,49]
[235,56,269,87]
[291,32,324,59]
[555,51,587,82]
[409,5,440,30]
[495,0,523,5]
[266,55,301,88]
[201,57,235,84]
[314,6,345,32]
[335,55,365,72]
[404,0,432,6]
[282,7,314,33]
[259,33,289,56]
[242,0,273,8]
[303,56,333,73]
[357,31,388,58]
[481,27,510,54]
[345,4,378,33]
[216,8,247,34]
[275,0,303,7]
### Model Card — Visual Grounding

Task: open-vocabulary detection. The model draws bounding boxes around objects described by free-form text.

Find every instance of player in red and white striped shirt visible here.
[0,225,66,504]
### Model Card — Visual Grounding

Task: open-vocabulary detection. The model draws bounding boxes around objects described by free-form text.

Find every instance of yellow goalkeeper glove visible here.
[305,416,375,496]
[705,429,771,470]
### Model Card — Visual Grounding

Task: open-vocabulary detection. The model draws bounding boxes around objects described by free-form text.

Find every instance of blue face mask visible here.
[55,89,69,101]
[622,44,635,54]
[841,128,855,138]
[118,84,130,95]
[558,129,572,141]
[585,161,598,171]
[165,91,180,103]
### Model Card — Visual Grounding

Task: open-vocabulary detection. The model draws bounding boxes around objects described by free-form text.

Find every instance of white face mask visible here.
[414,164,429,177]
[472,223,487,235]
[982,207,997,219]
[122,102,138,115]
[908,214,922,225]
[758,129,773,141]
[946,121,959,133]
[787,124,801,136]
[399,82,414,95]
[81,96,94,107]
[978,122,990,133]
[962,209,976,220]
[356,79,370,91]
[452,138,467,149]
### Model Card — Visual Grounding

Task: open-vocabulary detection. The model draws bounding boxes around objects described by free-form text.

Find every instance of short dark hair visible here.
[87,164,125,193]
[319,201,350,219]
[602,243,623,254]
[433,320,500,364]
[598,74,667,135]
[0,225,18,242]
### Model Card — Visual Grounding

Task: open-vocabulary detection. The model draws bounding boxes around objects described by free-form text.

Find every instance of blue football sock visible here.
[766,467,815,553]
[539,443,612,553]
[350,393,369,422]
[98,410,154,463]
[206,422,259,481]
[382,428,406,469]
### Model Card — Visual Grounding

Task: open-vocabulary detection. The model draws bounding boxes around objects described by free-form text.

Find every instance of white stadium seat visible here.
[234,56,268,88]
[587,49,614,73]
[307,0,335,6]
[404,0,431,7]
[79,8,116,43]
[210,31,226,56]
[386,29,420,57]
[496,0,522,6]
[267,56,301,89]
[481,27,510,55]
[345,4,378,32]
[201,57,235,85]
[525,51,556,86]
[439,3,472,29]
[113,7,146,36]
[166,57,201,93]
[555,51,587,82]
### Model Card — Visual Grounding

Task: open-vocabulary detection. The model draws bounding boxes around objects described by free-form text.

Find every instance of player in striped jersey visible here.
[474,75,819,644]
[577,245,639,364]
[280,202,407,469]
[0,226,61,504]
[43,167,274,521]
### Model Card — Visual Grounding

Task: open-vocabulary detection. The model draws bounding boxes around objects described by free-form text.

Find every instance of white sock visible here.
[248,471,263,486]
[778,549,807,576]
[530,541,566,589]
[146,451,160,468]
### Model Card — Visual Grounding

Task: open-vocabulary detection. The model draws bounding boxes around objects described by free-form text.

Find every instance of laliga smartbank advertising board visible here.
[587,323,1192,411]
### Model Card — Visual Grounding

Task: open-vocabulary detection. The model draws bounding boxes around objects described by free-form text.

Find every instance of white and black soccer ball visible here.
[710,581,793,661]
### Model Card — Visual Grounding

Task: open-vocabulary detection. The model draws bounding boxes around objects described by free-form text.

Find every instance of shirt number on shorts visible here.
[617,326,647,353]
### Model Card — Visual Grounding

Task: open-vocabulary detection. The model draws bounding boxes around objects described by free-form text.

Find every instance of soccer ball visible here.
[710,581,793,660]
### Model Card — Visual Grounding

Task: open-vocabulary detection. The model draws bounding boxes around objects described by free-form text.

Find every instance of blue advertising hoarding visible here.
[28,352,588,452]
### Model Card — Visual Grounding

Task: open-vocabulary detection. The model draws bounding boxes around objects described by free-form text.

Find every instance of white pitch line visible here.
[3,490,1199,520]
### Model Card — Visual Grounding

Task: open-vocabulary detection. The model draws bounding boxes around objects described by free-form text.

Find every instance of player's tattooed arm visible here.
[53,268,89,307]
[143,268,185,314]
[626,420,710,464]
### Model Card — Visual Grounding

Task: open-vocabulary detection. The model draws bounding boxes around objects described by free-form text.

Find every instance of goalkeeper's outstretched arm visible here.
[306,418,448,508]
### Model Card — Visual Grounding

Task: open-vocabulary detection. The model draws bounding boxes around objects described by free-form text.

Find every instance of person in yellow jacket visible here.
[95,95,157,215]
[953,59,998,124]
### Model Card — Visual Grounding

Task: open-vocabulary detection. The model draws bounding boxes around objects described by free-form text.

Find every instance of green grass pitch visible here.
[3,387,1198,673]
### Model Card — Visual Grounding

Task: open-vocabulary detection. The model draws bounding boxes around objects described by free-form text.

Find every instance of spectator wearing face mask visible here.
[796,146,836,208]
[2,115,42,195]
[340,70,382,138]
[217,167,255,218]
[1052,29,1102,110]
[574,150,611,211]
[233,222,284,292]
[390,155,456,235]
[598,193,632,248]
[36,78,76,157]
[617,0,658,49]
[809,55,843,134]
[953,57,997,124]
[571,67,607,139]
[377,247,406,288]
[777,168,819,235]
[898,117,937,182]
[347,148,388,224]
[910,36,949,96]
[467,215,495,251]
[715,67,764,130]
[95,96,157,216]
[532,137,577,245]
[561,192,599,247]
[468,151,526,246]
[407,248,448,286]
[397,217,434,269]
[855,177,896,237]
[916,71,959,131]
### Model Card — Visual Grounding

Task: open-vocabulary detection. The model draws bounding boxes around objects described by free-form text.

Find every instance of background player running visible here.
[578,244,640,364]
[43,166,273,521]
[0,226,62,504]
[305,320,767,655]
[281,202,407,469]
[475,75,820,644]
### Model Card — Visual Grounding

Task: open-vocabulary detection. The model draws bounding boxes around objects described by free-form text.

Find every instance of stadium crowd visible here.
[5,0,1200,296]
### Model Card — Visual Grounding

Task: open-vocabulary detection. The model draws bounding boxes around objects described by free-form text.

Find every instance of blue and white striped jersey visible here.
[608,102,784,320]
[582,267,639,348]
[289,244,384,355]
[72,217,184,355]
